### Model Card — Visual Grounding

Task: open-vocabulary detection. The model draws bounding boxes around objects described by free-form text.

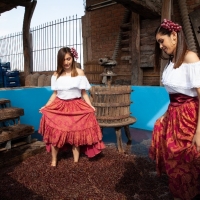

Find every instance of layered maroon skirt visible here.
[38,97,105,158]
[149,93,200,200]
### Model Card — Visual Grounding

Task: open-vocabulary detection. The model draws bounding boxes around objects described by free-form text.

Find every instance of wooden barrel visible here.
[90,85,133,125]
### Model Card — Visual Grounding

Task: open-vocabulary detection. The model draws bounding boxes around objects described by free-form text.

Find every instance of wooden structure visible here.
[83,0,200,86]
[83,0,162,86]
[114,0,161,19]
[189,8,200,48]
[0,98,34,151]
[90,59,136,152]
[0,99,45,168]
[0,0,37,78]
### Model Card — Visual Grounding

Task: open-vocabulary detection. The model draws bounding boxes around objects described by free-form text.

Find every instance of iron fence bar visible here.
[54,20,56,70]
[43,23,45,71]
[59,19,61,49]
[79,18,82,68]
[65,17,68,46]
[63,18,64,48]
[69,16,71,47]
[51,21,53,71]
[76,15,78,51]
[73,15,74,46]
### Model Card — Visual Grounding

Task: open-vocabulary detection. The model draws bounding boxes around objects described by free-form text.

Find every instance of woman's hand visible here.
[91,105,96,111]
[159,113,166,123]
[192,133,200,152]
[39,106,46,113]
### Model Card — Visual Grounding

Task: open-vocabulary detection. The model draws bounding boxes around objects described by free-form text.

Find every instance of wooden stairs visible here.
[120,22,132,64]
[113,11,133,85]
[0,98,45,168]
[0,98,34,151]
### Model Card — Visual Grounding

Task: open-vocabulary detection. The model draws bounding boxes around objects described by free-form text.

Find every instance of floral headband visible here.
[70,47,78,60]
[161,19,182,32]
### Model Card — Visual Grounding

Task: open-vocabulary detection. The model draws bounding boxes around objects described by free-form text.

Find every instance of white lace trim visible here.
[51,75,91,91]
[162,61,200,89]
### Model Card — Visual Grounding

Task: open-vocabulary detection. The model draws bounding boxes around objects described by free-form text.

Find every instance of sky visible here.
[0,0,85,37]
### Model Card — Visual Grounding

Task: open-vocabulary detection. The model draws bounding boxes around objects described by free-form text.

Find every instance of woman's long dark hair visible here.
[56,47,78,79]
[154,22,188,70]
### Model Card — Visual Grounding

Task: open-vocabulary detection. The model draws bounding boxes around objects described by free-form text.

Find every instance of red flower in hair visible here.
[70,47,78,60]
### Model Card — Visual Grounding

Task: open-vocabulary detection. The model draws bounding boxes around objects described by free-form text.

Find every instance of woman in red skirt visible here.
[39,47,105,166]
[149,19,200,200]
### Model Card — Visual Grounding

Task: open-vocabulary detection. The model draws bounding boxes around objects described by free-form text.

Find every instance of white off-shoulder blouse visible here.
[162,61,200,97]
[51,75,91,100]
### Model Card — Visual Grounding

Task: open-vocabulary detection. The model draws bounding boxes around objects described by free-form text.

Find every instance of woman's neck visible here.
[63,68,72,74]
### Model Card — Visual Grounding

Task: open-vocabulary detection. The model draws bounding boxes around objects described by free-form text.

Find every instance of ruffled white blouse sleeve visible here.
[162,61,200,96]
[50,75,91,100]
[51,75,91,91]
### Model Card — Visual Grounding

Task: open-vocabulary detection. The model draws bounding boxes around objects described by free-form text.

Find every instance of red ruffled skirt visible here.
[149,93,200,200]
[38,97,105,158]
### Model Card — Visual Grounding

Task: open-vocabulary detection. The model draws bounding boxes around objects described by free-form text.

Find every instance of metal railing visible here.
[0,15,83,72]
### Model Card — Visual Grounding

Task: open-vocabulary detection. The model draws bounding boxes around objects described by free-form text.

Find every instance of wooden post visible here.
[160,0,172,85]
[115,127,124,153]
[131,13,142,85]
[29,32,33,73]
[124,125,132,145]
[23,0,37,78]
[161,0,172,21]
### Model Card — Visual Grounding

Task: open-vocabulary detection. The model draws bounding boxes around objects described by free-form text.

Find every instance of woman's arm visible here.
[159,112,167,122]
[192,88,200,152]
[76,68,95,110]
[184,51,200,151]
[45,91,57,106]
[39,91,57,112]
[184,51,199,63]
[44,72,58,107]
[81,89,95,111]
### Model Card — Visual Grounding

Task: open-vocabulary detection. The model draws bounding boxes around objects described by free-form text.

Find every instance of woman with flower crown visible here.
[39,47,105,167]
[149,19,200,200]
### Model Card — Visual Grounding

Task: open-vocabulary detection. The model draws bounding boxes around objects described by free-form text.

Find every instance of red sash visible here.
[169,93,198,107]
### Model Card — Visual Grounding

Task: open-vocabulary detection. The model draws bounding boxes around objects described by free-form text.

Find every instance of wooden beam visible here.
[131,13,142,85]
[23,0,37,78]
[161,0,172,21]
[114,0,161,19]
[0,0,32,13]
[0,0,31,7]
[189,9,200,48]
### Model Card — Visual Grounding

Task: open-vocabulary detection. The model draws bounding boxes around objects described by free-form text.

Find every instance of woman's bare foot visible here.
[72,145,80,162]
[51,145,59,167]
[51,160,57,167]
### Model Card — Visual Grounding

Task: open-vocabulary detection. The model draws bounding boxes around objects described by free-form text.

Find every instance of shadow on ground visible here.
[0,130,174,200]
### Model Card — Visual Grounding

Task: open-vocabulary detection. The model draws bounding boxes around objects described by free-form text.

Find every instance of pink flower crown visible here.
[70,47,78,60]
[161,19,182,32]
